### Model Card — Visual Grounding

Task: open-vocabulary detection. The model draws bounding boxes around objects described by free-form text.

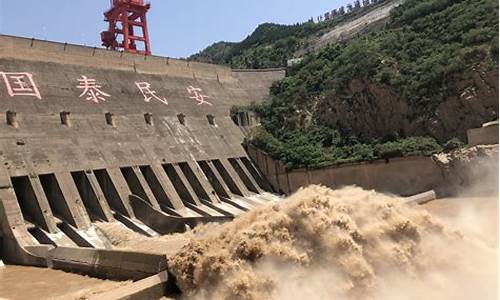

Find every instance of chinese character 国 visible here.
[0,72,42,99]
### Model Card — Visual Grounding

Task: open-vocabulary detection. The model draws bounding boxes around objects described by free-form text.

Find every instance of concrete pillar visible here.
[240,157,274,192]
[186,161,220,203]
[0,173,33,242]
[85,171,115,222]
[72,171,110,222]
[139,165,178,211]
[209,160,247,197]
[131,166,162,211]
[219,159,251,197]
[120,167,155,210]
[93,169,129,217]
[231,158,263,194]
[39,174,80,229]
[54,172,91,229]
[27,176,59,233]
[105,168,135,218]
[172,164,202,206]
[150,163,186,211]
[203,161,233,198]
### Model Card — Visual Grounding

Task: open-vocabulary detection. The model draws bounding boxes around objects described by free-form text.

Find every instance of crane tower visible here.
[101,0,152,55]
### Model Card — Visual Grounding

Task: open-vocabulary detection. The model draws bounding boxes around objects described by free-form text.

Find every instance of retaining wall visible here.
[467,124,499,146]
[247,144,445,196]
[247,143,499,197]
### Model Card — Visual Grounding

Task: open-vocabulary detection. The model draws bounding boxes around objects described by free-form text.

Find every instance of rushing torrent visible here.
[168,185,498,300]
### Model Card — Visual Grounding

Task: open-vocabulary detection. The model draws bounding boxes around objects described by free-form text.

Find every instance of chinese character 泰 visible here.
[187,86,212,106]
[135,81,168,105]
[76,75,110,103]
[1,72,42,99]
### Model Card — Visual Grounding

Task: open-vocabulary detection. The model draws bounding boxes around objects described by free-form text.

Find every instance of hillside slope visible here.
[312,0,403,50]
[248,0,498,169]
[189,0,398,68]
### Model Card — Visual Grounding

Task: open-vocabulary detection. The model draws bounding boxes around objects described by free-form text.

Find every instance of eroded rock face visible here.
[431,68,499,140]
[317,78,411,141]
[315,67,498,142]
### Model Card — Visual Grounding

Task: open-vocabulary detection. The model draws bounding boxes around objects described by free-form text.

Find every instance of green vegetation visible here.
[443,138,466,152]
[243,0,498,169]
[190,22,316,68]
[266,0,498,116]
[248,126,442,169]
[188,41,236,65]
[190,1,393,68]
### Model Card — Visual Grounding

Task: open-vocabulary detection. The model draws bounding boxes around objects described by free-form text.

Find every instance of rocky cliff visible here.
[316,67,498,142]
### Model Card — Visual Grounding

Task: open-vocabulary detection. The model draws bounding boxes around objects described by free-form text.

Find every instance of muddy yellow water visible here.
[0,265,126,300]
[0,194,497,300]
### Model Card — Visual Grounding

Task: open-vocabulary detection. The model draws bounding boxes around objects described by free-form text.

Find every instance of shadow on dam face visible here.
[163,163,198,205]
[139,165,175,210]
[228,158,259,193]
[198,160,231,199]
[71,171,107,222]
[178,162,212,202]
[11,176,47,231]
[94,168,130,216]
[212,159,244,196]
[120,167,151,204]
[39,173,77,227]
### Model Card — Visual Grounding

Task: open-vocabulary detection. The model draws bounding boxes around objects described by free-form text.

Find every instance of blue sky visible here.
[0,0,349,58]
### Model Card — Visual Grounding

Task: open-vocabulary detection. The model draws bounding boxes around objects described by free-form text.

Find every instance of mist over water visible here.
[169,181,498,300]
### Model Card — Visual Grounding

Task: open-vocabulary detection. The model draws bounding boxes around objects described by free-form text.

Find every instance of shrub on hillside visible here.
[248,127,443,169]
[443,137,466,152]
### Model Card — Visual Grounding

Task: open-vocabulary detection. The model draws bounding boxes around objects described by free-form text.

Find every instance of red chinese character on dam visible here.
[0,72,42,99]
[77,75,111,103]
[187,86,212,106]
[135,81,168,105]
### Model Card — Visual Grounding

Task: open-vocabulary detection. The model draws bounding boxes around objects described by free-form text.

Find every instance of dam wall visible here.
[0,35,284,265]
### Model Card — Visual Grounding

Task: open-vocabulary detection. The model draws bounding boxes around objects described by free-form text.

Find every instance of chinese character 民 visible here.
[76,75,110,103]
[1,72,42,99]
[187,86,212,106]
[135,81,168,105]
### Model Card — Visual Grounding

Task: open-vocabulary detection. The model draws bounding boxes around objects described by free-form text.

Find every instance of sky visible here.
[0,0,349,58]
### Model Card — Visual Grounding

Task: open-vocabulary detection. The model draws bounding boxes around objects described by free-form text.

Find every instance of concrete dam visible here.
[0,34,285,280]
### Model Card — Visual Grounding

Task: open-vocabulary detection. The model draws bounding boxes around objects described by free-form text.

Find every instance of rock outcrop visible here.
[316,67,498,142]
